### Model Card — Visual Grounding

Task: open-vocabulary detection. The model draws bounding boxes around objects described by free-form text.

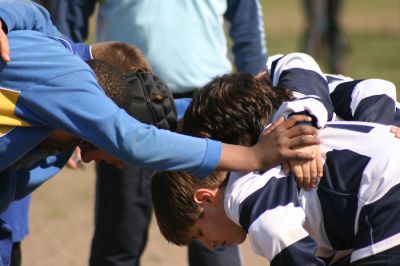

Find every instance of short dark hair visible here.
[182,72,293,145]
[151,171,227,246]
[87,59,131,110]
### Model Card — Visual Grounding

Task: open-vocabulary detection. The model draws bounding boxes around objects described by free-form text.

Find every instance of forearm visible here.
[217,143,263,172]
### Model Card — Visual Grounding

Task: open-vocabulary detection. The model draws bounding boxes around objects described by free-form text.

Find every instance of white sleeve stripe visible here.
[270,53,326,87]
[351,232,400,263]
[350,79,397,116]
[224,168,283,224]
[248,204,308,260]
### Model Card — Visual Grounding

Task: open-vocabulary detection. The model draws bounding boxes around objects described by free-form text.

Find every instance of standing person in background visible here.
[301,0,347,73]
[52,1,267,266]
[32,0,54,12]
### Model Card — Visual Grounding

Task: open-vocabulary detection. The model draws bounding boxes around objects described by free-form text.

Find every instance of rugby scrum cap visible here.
[124,70,177,131]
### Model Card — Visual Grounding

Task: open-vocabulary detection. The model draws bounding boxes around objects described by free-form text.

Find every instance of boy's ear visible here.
[254,70,272,84]
[193,188,218,205]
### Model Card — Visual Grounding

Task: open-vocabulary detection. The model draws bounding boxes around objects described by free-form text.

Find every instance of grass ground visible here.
[24,165,265,266]
[262,0,400,87]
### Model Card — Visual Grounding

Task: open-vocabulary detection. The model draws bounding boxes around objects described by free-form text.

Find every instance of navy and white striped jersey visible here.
[267,53,399,126]
[225,121,400,265]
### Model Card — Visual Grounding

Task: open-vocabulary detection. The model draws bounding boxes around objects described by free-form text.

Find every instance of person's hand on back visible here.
[255,115,321,170]
[283,145,323,190]
[391,126,400,138]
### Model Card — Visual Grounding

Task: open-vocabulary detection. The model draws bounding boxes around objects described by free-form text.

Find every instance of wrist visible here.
[250,144,273,172]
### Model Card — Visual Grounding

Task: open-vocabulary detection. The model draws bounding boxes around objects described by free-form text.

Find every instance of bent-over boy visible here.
[152,72,400,265]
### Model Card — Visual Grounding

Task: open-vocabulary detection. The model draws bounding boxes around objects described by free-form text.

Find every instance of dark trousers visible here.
[32,0,54,13]
[90,163,242,266]
[10,242,21,266]
[89,163,153,266]
[302,0,346,73]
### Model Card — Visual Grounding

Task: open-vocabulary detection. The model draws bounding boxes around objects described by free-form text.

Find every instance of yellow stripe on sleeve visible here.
[0,125,14,137]
[0,88,31,127]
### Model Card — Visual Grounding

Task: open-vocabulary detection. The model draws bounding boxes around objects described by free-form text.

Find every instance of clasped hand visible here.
[256,115,322,190]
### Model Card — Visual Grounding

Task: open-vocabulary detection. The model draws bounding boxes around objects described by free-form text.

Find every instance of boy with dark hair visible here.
[152,72,400,265]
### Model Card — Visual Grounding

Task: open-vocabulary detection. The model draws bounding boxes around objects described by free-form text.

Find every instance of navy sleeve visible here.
[225,0,267,75]
[52,0,97,42]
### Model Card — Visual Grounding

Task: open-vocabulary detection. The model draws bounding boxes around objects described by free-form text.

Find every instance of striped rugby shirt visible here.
[225,121,400,265]
[223,53,400,264]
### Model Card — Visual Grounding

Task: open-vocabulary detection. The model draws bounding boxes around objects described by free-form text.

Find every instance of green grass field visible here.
[261,0,400,88]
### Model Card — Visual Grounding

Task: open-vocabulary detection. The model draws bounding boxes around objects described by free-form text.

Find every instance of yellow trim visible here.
[0,88,31,127]
[0,126,14,137]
